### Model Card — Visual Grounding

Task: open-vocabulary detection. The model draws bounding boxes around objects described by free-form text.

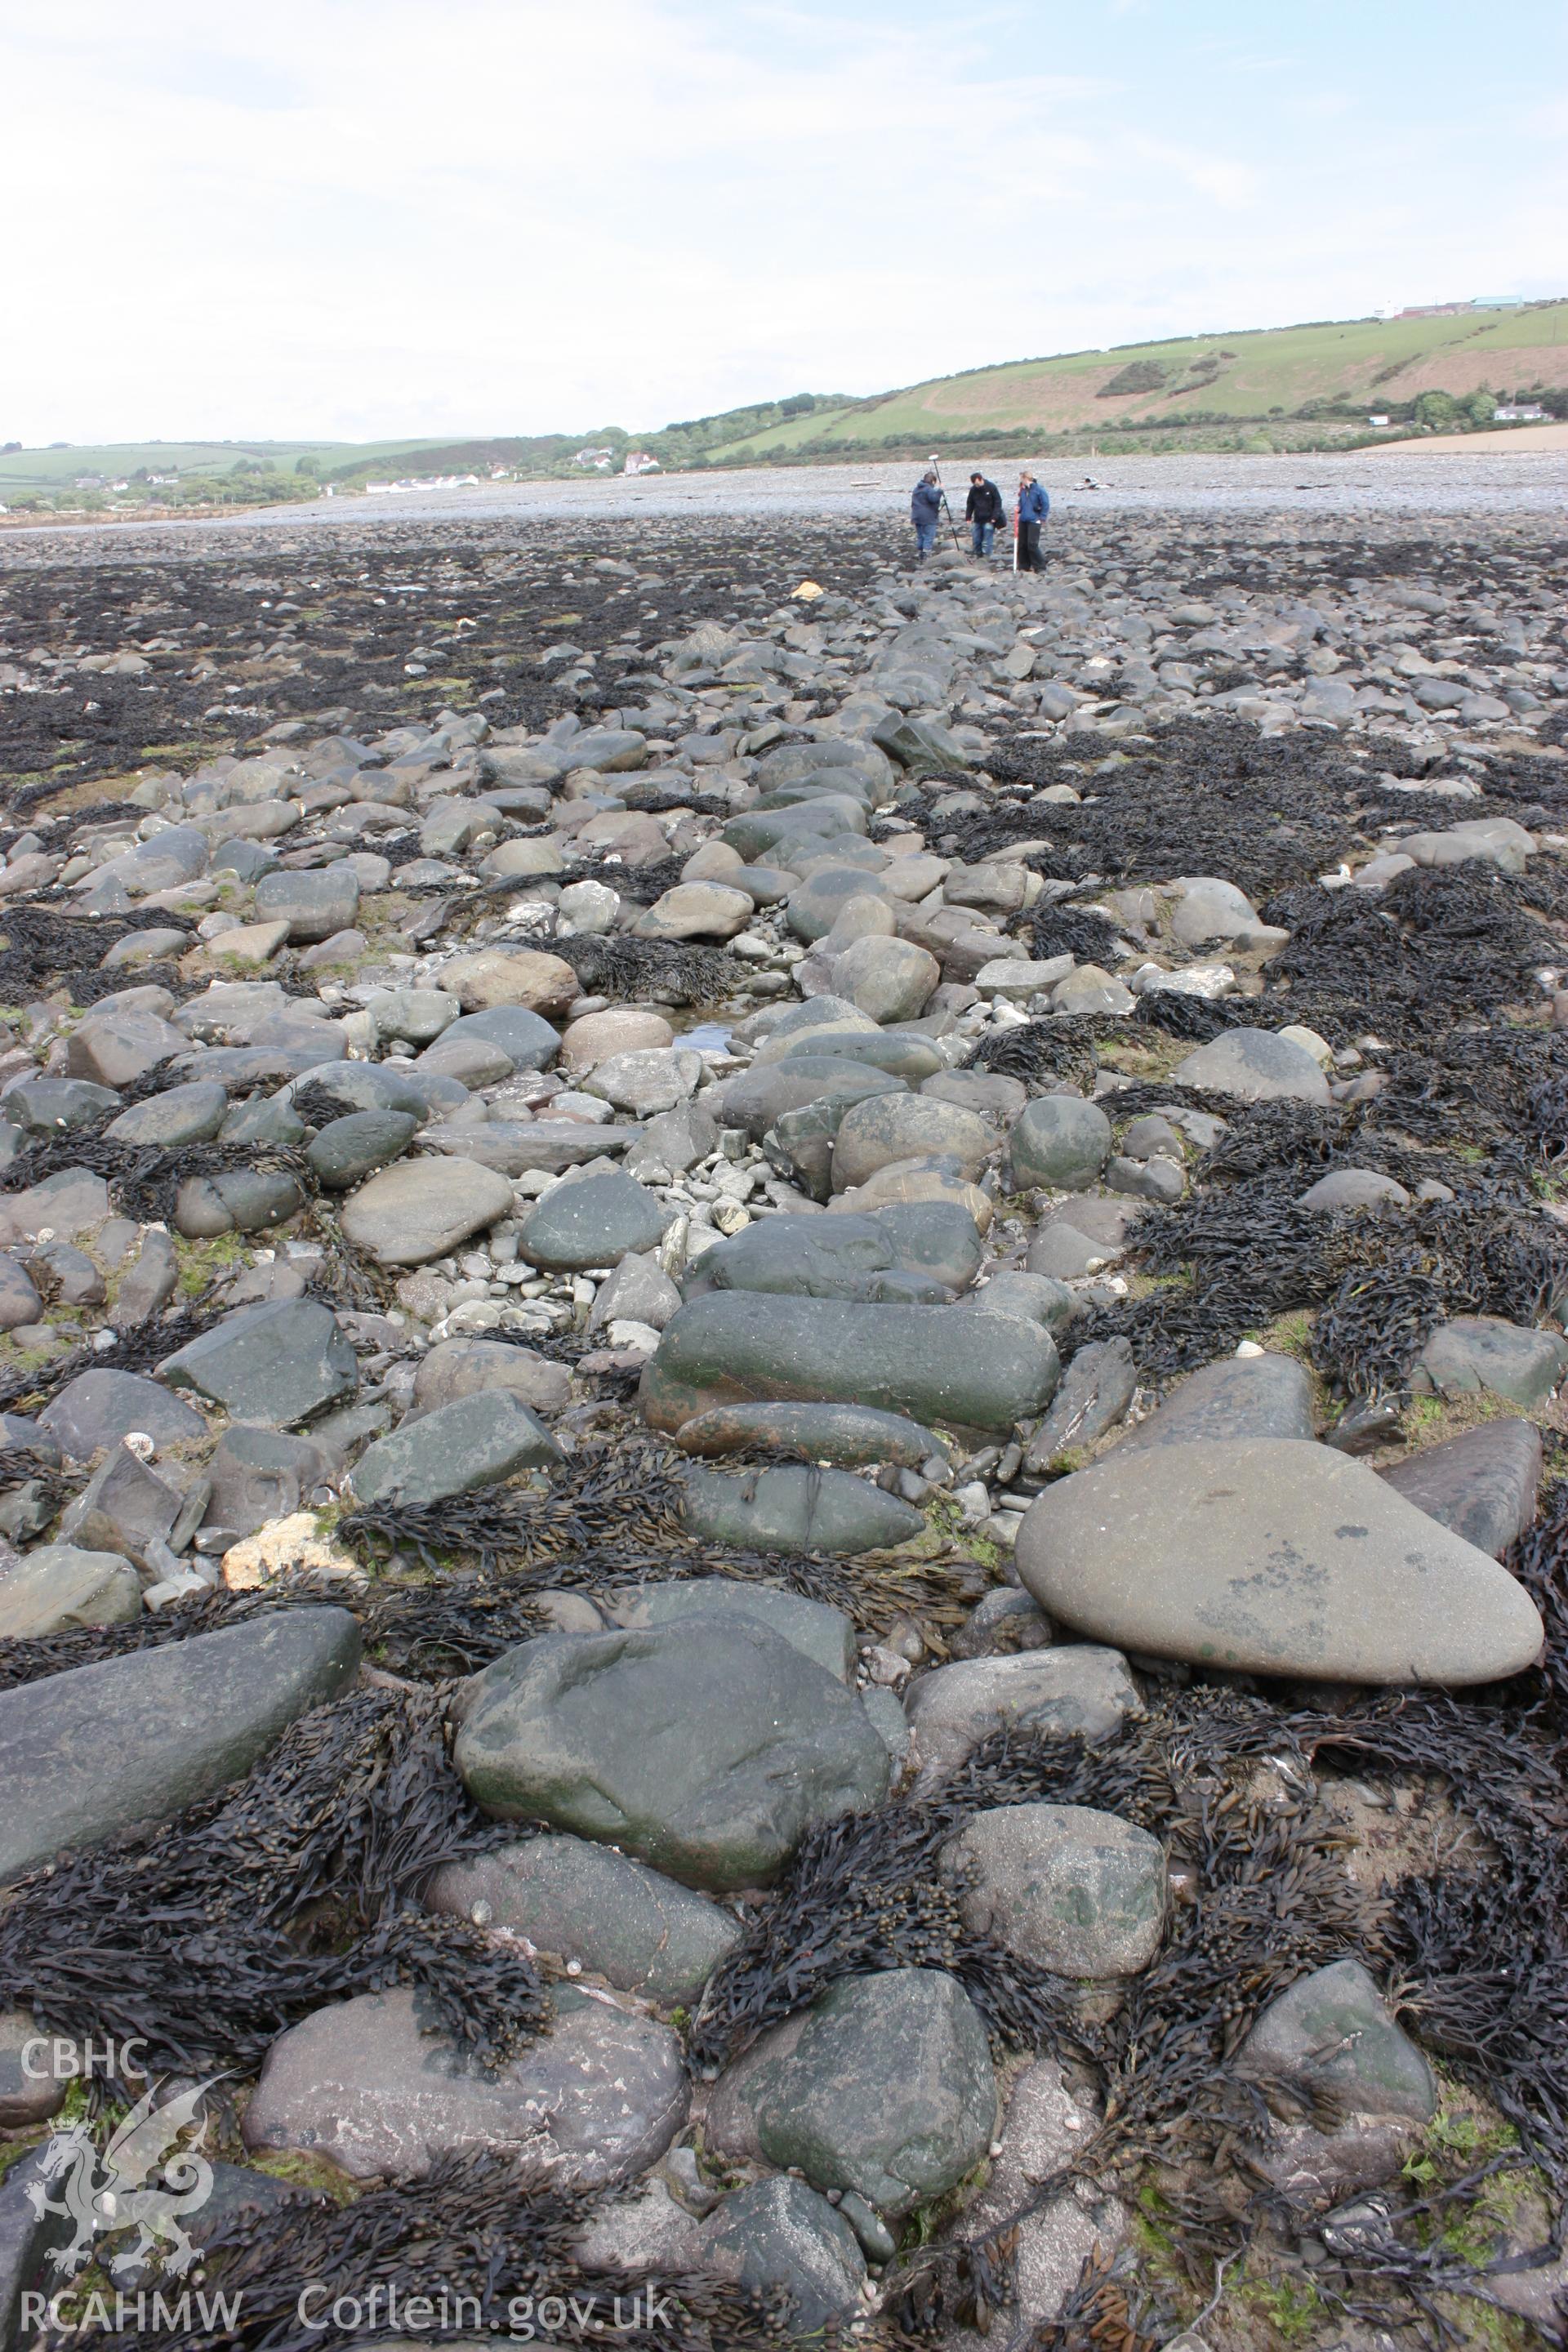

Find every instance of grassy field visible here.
[704,302,1568,458]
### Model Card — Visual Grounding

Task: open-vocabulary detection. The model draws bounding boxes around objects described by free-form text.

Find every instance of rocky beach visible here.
[0,465,1566,2351]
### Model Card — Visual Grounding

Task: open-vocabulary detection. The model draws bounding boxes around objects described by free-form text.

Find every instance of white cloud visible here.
[2,0,1564,444]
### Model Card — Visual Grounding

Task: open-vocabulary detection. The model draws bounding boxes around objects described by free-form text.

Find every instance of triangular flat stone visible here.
[1014,1438,1542,1686]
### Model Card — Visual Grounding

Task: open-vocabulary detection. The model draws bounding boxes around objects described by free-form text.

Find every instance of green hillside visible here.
[0,395,855,513]
[704,302,1568,461]
[4,307,1564,512]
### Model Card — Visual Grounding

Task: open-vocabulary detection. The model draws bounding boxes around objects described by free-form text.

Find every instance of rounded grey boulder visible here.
[0,1608,361,1883]
[1171,1028,1332,1106]
[679,1463,925,1555]
[1007,1097,1112,1192]
[518,1170,671,1272]
[455,1619,890,1891]
[947,1802,1167,1978]
[831,1094,991,1192]
[705,1967,996,2216]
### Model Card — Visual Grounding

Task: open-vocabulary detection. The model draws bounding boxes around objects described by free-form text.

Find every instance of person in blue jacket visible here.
[910,470,942,560]
[1015,470,1050,572]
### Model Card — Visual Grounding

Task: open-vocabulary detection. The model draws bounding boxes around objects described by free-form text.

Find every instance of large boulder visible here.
[517,1171,671,1271]
[604,1576,857,1683]
[642,1294,1059,1437]
[1015,1438,1544,1685]
[0,1609,360,1882]
[698,2178,866,2339]
[243,1985,684,2184]
[1413,1316,1568,1409]
[1007,1098,1113,1193]
[1233,1958,1436,2204]
[904,1648,1141,1782]
[947,1803,1166,1978]
[1171,1029,1333,1106]
[1379,1419,1542,1558]
[1116,1353,1315,1450]
[38,1369,206,1462]
[831,936,940,1024]
[410,1337,572,1418]
[253,866,360,943]
[674,1401,938,1470]
[437,948,579,1014]
[679,1463,924,1555]
[455,1619,889,1891]
[159,1298,358,1427]
[338,1156,515,1265]
[705,1968,996,2216]
[348,1390,559,1508]
[831,1094,991,1192]
[714,1057,905,1144]
[0,1544,140,1639]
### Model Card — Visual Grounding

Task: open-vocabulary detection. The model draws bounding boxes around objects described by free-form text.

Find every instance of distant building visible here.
[1368,413,1391,426]
[366,473,479,494]
[622,451,661,475]
[575,448,617,470]
[1494,403,1546,421]
[73,474,105,490]
[1472,295,1524,309]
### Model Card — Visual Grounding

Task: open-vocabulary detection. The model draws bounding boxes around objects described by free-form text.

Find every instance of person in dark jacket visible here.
[911,470,942,559]
[964,472,1004,558]
[1015,471,1049,572]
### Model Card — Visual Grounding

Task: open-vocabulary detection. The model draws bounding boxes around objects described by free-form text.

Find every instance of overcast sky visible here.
[5,0,1565,447]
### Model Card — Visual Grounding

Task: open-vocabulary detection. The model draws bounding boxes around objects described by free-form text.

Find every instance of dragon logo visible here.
[24,2078,221,2281]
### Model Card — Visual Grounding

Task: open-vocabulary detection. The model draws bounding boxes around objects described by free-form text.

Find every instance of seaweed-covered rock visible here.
[427,1835,741,2003]
[243,1984,685,2183]
[0,1608,361,1882]
[455,1619,889,1891]
[947,1803,1167,1978]
[349,1390,559,1507]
